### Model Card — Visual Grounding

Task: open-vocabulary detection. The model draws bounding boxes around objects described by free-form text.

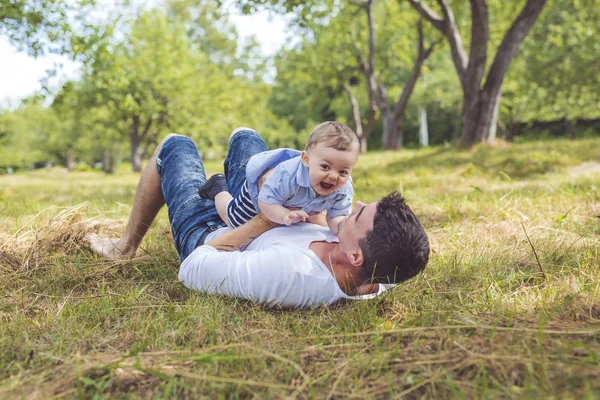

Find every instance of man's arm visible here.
[205,213,278,252]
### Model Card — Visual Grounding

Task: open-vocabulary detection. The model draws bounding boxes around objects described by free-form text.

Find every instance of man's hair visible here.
[359,192,430,284]
[305,121,359,152]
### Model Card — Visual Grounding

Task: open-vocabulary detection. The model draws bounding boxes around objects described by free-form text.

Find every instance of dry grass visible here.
[1,138,599,398]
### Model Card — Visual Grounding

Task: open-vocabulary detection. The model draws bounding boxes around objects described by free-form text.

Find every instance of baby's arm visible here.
[307,211,328,227]
[259,201,308,225]
[257,165,307,225]
[326,215,346,235]
[327,186,354,235]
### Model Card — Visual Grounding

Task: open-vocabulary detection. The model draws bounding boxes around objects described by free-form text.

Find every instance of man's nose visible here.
[354,201,365,211]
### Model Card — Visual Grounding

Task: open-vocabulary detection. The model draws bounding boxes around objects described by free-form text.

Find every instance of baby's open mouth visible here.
[319,182,334,191]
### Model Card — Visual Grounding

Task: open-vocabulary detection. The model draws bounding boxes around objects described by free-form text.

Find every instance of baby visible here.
[200,121,360,235]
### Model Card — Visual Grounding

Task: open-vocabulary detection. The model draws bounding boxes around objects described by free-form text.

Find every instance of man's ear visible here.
[300,151,310,167]
[347,248,364,268]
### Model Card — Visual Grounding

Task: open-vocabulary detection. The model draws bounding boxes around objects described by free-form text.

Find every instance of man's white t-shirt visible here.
[179,223,390,308]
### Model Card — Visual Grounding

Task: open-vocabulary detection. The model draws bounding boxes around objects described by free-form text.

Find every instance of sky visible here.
[0,5,289,109]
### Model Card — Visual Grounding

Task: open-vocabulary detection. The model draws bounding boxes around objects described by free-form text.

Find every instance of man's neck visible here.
[310,242,362,295]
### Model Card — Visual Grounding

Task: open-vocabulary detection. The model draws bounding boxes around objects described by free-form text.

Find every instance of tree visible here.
[0,100,61,169]
[354,0,438,149]
[79,9,211,172]
[407,0,548,146]
[51,81,126,171]
[268,7,377,152]
[500,0,600,140]
[64,3,295,170]
[243,0,438,150]
[0,0,93,56]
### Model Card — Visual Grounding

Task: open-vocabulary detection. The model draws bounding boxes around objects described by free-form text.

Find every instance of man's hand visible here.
[282,210,308,225]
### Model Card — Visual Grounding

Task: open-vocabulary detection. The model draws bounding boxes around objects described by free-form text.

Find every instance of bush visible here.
[73,163,92,172]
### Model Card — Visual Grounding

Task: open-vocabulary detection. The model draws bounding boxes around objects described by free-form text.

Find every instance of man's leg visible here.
[216,128,268,227]
[223,128,268,197]
[88,134,176,259]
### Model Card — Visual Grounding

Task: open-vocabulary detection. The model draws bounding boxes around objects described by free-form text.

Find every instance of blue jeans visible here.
[156,130,268,260]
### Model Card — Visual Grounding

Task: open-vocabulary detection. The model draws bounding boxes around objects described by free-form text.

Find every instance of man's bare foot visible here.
[87,233,135,260]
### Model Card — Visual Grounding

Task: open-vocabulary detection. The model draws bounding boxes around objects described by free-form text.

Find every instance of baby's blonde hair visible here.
[305,121,359,152]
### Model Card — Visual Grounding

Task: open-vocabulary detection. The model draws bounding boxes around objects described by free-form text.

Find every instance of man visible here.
[89,128,430,308]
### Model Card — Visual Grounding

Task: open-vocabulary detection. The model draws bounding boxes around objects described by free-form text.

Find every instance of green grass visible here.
[1,138,599,398]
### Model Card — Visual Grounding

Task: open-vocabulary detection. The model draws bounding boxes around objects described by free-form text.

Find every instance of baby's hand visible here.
[283,210,308,225]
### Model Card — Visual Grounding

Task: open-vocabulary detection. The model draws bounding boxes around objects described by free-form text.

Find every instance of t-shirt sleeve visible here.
[179,245,296,307]
[257,165,296,205]
[327,179,354,218]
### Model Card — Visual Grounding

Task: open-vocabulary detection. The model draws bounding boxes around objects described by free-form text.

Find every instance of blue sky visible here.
[0,6,288,109]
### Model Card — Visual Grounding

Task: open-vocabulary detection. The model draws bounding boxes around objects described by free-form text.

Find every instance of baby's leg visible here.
[199,173,232,226]
[224,180,258,228]
[215,191,234,228]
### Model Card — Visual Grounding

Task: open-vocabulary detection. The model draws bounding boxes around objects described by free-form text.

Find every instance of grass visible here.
[1,137,599,399]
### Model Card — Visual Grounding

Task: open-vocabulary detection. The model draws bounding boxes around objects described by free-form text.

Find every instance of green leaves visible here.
[0,0,96,57]
[505,0,600,123]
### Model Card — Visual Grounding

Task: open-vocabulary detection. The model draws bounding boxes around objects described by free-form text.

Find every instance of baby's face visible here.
[301,141,359,196]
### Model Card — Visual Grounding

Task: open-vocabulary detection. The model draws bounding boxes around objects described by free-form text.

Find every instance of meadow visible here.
[1,138,599,399]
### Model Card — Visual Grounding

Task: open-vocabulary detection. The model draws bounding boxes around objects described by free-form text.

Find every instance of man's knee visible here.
[229,127,258,141]
[155,133,190,155]
[161,133,188,146]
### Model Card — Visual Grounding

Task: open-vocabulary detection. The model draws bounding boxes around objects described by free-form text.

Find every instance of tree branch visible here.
[366,0,375,78]
[139,116,153,142]
[365,97,377,134]
[393,20,438,118]
[405,0,444,30]
[406,0,468,87]
[352,2,387,111]
[436,0,468,86]
[351,25,368,75]
[483,0,548,100]
[142,113,166,158]
[464,0,489,98]
[343,82,363,138]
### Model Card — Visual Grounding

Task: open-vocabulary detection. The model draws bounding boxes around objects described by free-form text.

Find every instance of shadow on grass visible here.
[384,143,590,179]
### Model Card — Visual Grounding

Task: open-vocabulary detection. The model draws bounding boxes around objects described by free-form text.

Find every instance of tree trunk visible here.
[102,149,115,174]
[65,146,74,171]
[506,115,519,142]
[131,144,143,173]
[419,107,429,146]
[488,91,501,142]
[363,98,377,152]
[382,112,401,150]
[359,134,368,153]
[131,114,143,172]
[344,82,369,153]
[353,4,436,152]
[461,89,501,145]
